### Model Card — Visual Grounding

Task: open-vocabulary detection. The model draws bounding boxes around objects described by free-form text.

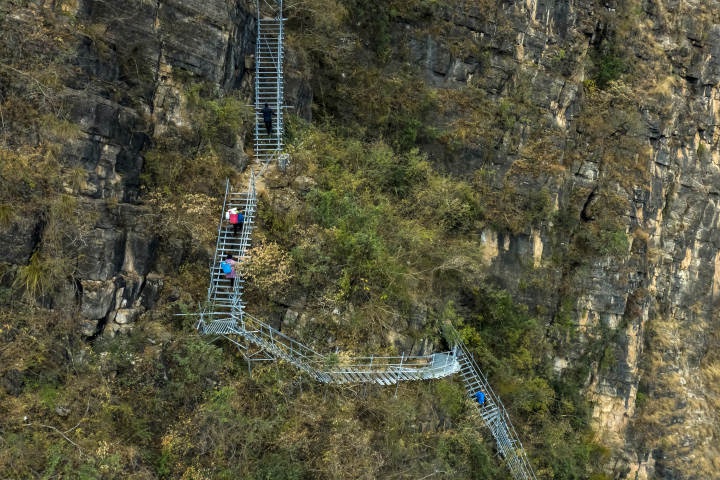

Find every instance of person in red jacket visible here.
[226,208,244,236]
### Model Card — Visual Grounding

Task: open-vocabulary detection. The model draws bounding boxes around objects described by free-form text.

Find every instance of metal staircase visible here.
[194,1,538,478]
[197,174,257,334]
[204,311,461,385]
[455,341,537,480]
[254,0,285,170]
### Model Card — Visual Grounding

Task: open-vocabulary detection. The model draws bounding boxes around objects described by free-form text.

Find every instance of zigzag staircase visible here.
[195,1,537,478]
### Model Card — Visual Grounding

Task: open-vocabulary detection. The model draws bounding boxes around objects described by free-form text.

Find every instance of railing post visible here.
[394,352,405,397]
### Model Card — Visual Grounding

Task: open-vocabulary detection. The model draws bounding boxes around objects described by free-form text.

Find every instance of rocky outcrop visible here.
[397,1,720,478]
[0,218,40,265]
[27,0,260,335]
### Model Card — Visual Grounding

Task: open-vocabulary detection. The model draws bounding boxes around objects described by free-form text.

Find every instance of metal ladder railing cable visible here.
[257,0,281,17]
[229,311,331,382]
[200,310,460,385]
[206,179,232,303]
[213,310,460,385]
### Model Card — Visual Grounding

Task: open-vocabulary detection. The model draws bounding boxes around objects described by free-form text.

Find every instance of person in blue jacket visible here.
[475,391,486,405]
[221,254,237,287]
[234,211,244,236]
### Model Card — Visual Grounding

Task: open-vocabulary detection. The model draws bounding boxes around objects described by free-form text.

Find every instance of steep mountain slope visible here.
[2,0,720,479]
[373,2,720,477]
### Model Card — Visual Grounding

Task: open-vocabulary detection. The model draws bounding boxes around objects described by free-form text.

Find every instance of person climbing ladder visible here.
[262,103,275,136]
[226,207,244,236]
[220,254,237,288]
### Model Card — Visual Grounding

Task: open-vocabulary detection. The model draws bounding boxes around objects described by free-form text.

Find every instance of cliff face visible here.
[0,0,257,335]
[3,0,720,478]
[75,0,256,336]
[395,0,720,477]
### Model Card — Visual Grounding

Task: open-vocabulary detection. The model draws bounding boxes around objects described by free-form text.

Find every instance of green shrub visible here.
[434,379,466,420]
[594,51,626,89]
[13,252,68,301]
[0,203,15,226]
[187,84,254,148]
[252,452,307,480]
[363,143,429,197]
[342,0,391,57]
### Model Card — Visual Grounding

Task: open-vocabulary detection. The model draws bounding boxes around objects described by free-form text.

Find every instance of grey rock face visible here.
[76,228,126,282]
[0,218,39,265]
[65,94,148,202]
[80,280,116,322]
[401,1,720,477]
[15,0,259,336]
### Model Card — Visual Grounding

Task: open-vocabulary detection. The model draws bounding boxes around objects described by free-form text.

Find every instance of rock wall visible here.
[399,0,720,477]
[17,0,259,336]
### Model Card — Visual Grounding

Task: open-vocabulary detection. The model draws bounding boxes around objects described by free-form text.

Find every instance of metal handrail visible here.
[454,340,537,480]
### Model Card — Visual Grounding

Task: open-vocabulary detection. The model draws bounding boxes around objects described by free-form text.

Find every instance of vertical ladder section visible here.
[254,4,285,168]
[455,343,537,480]
[199,174,258,334]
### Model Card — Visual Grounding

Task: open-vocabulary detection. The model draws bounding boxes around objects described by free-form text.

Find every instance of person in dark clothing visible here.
[262,103,275,136]
[234,211,244,236]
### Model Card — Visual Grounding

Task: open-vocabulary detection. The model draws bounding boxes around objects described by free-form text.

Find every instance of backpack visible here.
[220,261,232,274]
